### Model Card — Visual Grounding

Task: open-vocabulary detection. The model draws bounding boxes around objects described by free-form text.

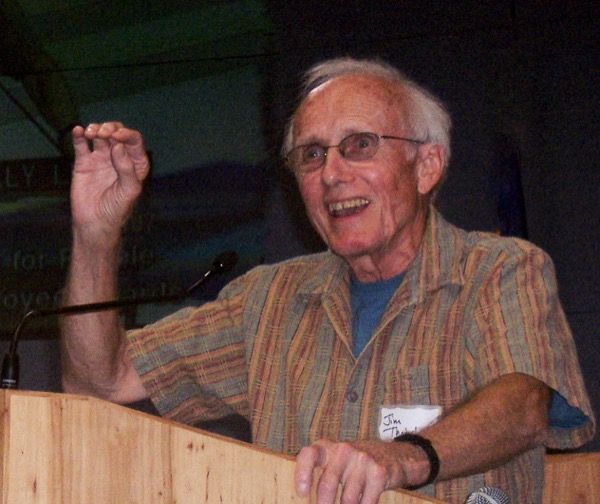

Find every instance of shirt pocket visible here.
[383,364,441,406]
[384,363,464,410]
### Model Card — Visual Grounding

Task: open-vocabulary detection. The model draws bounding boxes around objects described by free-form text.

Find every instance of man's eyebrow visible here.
[294,129,363,147]
[293,135,324,147]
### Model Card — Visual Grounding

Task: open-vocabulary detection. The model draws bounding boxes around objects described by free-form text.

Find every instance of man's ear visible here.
[416,144,445,195]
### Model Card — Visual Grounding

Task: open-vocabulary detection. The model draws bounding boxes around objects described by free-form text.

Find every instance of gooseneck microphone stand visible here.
[1,251,238,389]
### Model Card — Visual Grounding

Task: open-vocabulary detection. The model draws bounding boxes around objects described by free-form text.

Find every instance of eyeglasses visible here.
[285,131,425,174]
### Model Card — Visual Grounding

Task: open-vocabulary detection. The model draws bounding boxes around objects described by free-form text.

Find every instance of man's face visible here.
[292,75,436,277]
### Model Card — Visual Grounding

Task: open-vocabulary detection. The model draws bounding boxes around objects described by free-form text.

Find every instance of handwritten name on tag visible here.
[378,405,442,441]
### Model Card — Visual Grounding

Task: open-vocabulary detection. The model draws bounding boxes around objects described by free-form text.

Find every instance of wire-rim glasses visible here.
[285,132,425,175]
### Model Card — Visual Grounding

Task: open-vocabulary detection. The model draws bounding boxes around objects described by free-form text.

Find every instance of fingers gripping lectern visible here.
[0,390,441,503]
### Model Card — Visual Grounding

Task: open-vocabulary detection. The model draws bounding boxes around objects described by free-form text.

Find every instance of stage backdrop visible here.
[0,62,270,390]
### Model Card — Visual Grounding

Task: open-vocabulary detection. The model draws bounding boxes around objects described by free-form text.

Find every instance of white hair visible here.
[282,57,452,174]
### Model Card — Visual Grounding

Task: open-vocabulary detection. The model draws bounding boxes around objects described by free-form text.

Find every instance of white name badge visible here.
[378,405,442,441]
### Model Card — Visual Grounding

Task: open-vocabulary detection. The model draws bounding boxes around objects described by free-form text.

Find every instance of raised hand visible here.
[71,122,150,245]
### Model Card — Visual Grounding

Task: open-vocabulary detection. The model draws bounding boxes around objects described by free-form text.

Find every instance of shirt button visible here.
[346,390,358,403]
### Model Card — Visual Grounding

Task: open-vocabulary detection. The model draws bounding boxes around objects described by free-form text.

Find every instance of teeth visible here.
[328,198,369,214]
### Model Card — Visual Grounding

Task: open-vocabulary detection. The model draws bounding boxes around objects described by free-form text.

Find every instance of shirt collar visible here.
[298,207,466,305]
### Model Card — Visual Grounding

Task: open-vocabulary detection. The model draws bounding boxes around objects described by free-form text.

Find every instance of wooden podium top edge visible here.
[0,389,295,460]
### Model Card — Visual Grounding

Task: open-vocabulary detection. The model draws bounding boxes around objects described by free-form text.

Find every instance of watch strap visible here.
[394,433,440,489]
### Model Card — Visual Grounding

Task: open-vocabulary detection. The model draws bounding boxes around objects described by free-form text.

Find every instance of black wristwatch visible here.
[394,433,440,489]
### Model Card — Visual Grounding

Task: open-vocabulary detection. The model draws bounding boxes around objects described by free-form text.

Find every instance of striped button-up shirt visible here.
[128,208,594,503]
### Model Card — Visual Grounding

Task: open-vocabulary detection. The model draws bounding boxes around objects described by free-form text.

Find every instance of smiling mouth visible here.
[328,198,370,217]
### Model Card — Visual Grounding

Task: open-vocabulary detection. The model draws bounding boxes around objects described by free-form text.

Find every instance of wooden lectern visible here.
[0,390,441,503]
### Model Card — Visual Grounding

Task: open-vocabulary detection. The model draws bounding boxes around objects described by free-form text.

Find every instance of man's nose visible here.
[320,148,354,186]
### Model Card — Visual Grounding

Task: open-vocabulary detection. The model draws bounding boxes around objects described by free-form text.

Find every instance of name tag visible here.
[378,405,442,441]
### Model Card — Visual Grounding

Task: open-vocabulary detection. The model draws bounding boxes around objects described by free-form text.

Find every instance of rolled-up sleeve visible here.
[126,274,252,425]
[469,244,595,449]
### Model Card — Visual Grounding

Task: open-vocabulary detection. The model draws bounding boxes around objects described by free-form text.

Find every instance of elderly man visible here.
[61,58,594,503]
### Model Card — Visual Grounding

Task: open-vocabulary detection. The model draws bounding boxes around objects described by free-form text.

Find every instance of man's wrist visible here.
[394,433,440,489]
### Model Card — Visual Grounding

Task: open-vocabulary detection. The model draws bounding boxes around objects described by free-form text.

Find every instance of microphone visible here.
[1,250,238,389]
[465,487,510,504]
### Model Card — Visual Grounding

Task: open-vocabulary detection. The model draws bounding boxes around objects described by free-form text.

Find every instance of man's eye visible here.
[303,145,324,161]
[355,134,375,149]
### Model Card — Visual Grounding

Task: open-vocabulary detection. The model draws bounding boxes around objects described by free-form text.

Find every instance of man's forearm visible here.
[62,122,150,403]
[294,373,551,502]
[59,234,132,400]
[419,372,550,483]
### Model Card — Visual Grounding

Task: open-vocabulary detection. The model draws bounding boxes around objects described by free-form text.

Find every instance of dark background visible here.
[0,1,598,450]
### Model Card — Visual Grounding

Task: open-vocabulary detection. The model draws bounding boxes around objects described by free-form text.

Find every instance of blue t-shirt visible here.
[350,272,404,357]
[349,274,585,428]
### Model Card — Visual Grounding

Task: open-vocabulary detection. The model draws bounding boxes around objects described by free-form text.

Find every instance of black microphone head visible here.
[1,352,19,389]
[212,251,238,274]
[184,251,239,295]
[465,487,510,504]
